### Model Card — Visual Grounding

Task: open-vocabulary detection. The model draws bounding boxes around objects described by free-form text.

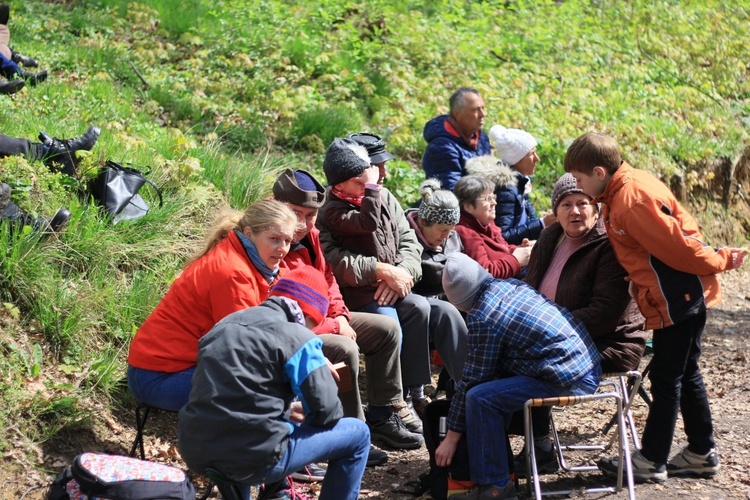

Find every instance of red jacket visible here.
[127,230,283,372]
[455,211,521,279]
[281,226,350,334]
[597,162,732,329]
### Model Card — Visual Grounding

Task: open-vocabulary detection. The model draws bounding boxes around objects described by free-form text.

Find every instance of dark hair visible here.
[453,175,495,210]
[564,132,622,175]
[449,87,481,114]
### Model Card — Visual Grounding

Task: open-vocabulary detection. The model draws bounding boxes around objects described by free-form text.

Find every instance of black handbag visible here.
[90,161,163,223]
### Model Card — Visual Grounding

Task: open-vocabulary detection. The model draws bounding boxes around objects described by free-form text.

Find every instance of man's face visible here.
[374,161,387,185]
[453,93,486,135]
[286,203,318,243]
[569,168,606,199]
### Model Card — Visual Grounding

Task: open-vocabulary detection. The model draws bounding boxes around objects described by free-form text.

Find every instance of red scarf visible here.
[446,116,480,150]
[331,187,364,206]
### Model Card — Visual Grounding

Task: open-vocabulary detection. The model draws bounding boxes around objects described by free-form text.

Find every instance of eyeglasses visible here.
[476,195,497,203]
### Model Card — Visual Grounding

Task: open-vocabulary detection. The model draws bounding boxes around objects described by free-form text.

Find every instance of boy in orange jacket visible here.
[564,132,747,483]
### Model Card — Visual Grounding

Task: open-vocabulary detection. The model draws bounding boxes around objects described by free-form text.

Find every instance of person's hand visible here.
[373,281,400,306]
[435,430,462,467]
[336,316,357,340]
[289,401,305,423]
[729,248,748,270]
[375,263,414,297]
[512,245,532,267]
[325,357,340,382]
[364,165,381,185]
[543,212,557,227]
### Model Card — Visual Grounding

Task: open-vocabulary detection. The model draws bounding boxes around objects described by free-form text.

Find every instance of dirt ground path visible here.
[1,269,748,499]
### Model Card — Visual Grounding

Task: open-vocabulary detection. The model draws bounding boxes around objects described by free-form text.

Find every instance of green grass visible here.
[1,0,749,459]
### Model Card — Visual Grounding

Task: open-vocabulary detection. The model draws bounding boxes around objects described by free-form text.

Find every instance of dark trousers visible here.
[640,311,714,464]
[0,133,44,160]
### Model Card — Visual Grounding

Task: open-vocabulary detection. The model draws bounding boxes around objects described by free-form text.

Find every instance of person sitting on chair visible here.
[178,267,370,500]
[434,252,600,500]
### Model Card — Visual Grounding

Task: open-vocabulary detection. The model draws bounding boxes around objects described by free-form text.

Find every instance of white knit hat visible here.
[488,125,537,166]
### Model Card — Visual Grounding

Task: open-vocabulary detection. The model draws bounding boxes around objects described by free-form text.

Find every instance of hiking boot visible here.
[598,448,667,483]
[450,481,518,500]
[40,126,101,176]
[667,446,720,478]
[367,444,388,467]
[11,49,39,68]
[290,463,326,482]
[367,412,424,449]
[19,69,48,86]
[391,402,423,434]
[48,209,71,233]
[513,445,559,478]
[0,79,24,94]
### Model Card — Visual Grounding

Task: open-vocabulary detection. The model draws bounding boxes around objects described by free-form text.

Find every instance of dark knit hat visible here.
[269,267,330,328]
[273,169,326,208]
[551,173,588,216]
[347,133,396,164]
[323,137,372,186]
[442,253,492,312]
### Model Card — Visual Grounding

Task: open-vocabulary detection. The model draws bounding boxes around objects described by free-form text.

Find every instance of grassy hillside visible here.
[1,0,749,466]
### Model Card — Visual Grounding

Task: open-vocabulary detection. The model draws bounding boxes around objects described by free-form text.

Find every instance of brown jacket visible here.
[525,219,647,372]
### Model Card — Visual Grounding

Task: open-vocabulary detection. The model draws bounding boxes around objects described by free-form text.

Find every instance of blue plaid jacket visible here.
[447,278,600,432]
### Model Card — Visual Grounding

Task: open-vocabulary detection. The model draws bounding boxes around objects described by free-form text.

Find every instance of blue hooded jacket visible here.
[421,115,491,190]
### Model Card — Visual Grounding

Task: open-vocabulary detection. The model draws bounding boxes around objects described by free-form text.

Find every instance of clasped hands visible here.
[374,262,413,306]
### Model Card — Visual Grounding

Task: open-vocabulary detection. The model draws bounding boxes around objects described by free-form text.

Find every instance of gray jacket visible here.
[177,298,342,481]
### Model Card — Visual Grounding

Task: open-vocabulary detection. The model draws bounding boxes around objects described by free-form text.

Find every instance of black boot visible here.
[40,126,101,176]
[10,49,39,68]
[0,78,24,94]
[19,69,48,86]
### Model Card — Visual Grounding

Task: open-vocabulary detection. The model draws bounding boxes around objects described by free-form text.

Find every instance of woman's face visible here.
[243,223,295,270]
[463,190,496,226]
[557,193,598,239]
[419,221,456,248]
[513,148,540,176]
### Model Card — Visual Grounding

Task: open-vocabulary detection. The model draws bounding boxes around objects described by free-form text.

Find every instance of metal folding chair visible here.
[524,385,636,499]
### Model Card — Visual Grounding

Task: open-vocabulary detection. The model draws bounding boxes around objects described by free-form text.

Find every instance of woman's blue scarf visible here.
[235,229,279,283]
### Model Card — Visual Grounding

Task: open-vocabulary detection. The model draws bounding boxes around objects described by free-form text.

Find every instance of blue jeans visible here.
[465,368,600,485]
[127,365,195,412]
[359,293,432,387]
[641,311,714,464]
[239,418,370,500]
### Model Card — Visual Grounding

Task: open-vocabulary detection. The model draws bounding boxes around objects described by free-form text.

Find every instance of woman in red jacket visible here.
[127,199,297,412]
[453,175,532,279]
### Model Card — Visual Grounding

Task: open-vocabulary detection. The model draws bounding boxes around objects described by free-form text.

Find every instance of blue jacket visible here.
[421,115,491,190]
[465,155,544,244]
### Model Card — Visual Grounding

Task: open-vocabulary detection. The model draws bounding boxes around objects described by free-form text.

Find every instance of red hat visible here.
[269,267,330,327]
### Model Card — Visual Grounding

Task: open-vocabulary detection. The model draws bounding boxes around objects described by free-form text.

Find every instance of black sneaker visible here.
[19,69,48,86]
[40,126,101,176]
[667,446,720,478]
[391,402,423,434]
[367,444,388,467]
[11,49,39,68]
[513,446,559,478]
[290,463,326,482]
[598,449,667,483]
[367,412,424,449]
